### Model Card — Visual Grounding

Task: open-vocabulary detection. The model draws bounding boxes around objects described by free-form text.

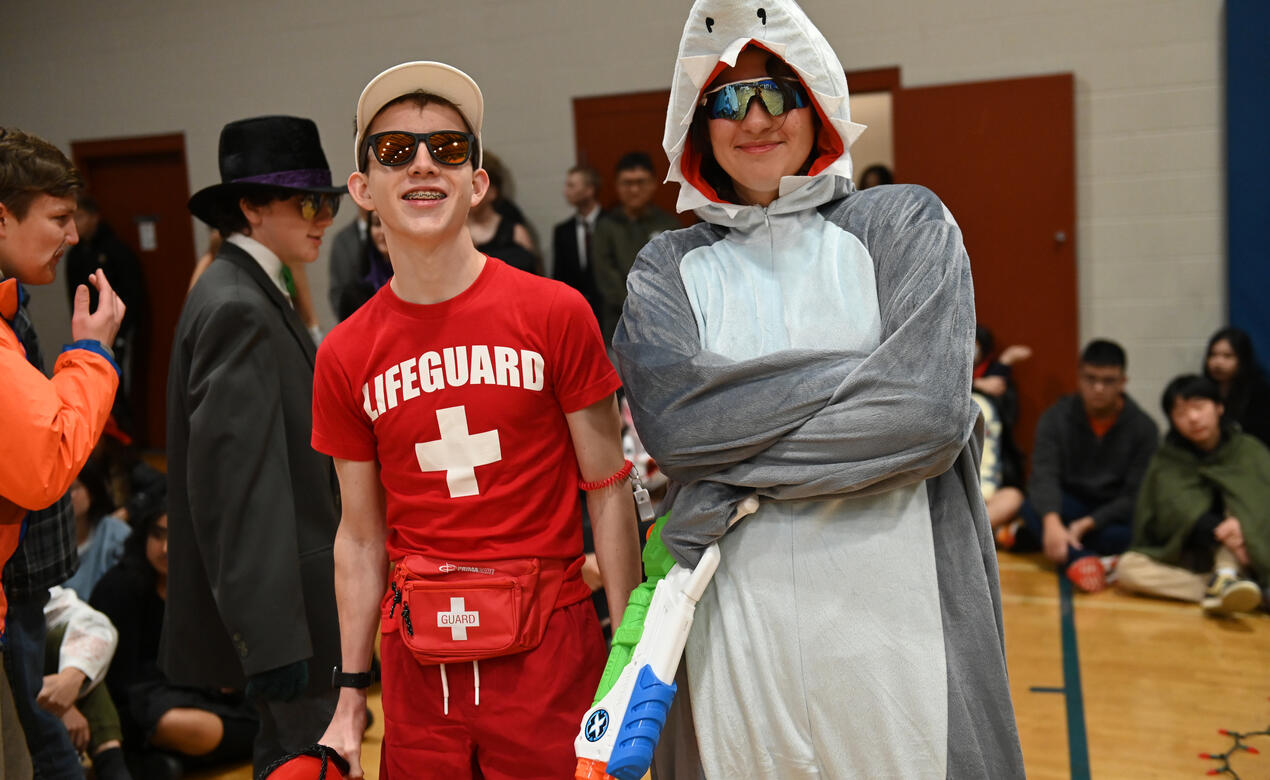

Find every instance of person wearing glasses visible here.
[311,63,639,779]
[592,151,679,342]
[612,1,1025,777]
[1003,339,1159,591]
[164,116,345,774]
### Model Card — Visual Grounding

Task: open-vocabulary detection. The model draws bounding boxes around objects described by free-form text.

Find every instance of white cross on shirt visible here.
[415,405,502,497]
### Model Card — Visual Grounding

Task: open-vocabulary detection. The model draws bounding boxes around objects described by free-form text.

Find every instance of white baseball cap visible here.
[353,61,484,170]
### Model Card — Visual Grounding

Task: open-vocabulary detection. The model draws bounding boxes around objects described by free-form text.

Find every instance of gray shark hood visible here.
[663,0,868,224]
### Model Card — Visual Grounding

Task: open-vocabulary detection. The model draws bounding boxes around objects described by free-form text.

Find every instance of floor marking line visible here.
[1059,572,1091,779]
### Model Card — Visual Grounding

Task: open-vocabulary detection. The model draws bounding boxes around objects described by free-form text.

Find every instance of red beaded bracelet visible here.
[579,459,634,491]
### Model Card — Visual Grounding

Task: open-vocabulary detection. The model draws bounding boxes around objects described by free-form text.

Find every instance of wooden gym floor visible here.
[198,551,1269,780]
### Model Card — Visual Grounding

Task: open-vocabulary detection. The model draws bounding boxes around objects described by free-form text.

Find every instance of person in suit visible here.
[592,152,680,342]
[163,115,344,774]
[326,207,369,322]
[550,165,603,321]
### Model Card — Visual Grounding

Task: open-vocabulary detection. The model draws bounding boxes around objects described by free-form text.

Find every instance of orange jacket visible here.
[0,277,118,632]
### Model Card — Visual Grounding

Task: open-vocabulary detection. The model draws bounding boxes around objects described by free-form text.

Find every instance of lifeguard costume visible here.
[312,258,620,778]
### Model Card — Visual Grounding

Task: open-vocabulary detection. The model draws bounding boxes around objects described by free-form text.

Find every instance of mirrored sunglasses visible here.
[298,192,341,222]
[364,131,476,171]
[699,77,810,121]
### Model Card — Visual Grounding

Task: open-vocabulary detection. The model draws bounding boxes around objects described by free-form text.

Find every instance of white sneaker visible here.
[1201,572,1263,616]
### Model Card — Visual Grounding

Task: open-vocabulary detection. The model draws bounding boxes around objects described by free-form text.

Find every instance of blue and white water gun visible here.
[574,497,757,780]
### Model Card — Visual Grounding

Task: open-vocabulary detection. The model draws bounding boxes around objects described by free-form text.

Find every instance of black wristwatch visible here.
[330,665,372,689]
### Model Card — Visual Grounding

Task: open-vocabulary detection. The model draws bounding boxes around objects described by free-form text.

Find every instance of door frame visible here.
[71,132,196,451]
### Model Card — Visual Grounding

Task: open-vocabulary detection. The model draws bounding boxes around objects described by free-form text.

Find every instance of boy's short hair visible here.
[568,165,600,190]
[0,127,83,219]
[206,185,295,237]
[615,152,655,176]
[359,92,479,173]
[1079,339,1127,370]
[1160,374,1222,417]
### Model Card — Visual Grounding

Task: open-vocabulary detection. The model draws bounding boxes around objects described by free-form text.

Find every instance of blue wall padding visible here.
[1227,1,1270,361]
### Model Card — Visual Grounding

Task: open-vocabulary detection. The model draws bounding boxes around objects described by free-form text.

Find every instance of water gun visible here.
[574,497,757,780]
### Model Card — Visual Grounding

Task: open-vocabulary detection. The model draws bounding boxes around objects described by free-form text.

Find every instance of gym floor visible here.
[197,551,1270,780]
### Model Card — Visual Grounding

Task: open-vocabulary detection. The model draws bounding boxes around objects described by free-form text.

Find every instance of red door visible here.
[572,90,691,226]
[894,73,1077,455]
[72,134,197,451]
[571,67,898,226]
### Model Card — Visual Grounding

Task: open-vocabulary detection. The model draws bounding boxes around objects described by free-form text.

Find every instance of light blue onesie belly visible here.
[679,207,948,779]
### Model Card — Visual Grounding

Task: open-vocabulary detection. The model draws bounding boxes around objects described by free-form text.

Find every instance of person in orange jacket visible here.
[0,127,125,779]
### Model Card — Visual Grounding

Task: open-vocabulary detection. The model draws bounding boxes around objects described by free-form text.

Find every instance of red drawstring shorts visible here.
[379,597,606,779]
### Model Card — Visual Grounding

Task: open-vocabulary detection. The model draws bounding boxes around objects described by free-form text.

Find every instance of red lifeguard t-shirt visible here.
[312,258,621,563]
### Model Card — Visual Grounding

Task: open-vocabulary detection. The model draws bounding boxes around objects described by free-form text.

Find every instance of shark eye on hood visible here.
[705,16,714,32]
[757,8,766,25]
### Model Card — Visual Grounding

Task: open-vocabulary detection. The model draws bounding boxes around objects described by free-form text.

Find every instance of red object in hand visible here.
[263,745,348,779]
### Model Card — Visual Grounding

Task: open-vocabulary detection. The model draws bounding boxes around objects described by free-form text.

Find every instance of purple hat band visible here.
[231,168,333,189]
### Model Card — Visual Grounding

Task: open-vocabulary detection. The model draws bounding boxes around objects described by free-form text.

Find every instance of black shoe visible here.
[141,751,185,780]
[91,745,134,780]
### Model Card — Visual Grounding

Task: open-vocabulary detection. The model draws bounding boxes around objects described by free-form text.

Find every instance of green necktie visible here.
[280,266,298,300]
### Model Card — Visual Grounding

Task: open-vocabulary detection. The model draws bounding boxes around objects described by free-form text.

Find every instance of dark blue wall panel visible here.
[1227,1,1270,362]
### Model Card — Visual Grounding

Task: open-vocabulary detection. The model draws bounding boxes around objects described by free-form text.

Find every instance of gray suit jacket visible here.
[162,242,340,692]
[326,219,364,320]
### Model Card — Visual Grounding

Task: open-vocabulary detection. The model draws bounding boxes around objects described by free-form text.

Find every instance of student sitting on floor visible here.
[90,490,257,779]
[1001,339,1158,592]
[62,462,131,601]
[40,585,130,779]
[1117,374,1269,616]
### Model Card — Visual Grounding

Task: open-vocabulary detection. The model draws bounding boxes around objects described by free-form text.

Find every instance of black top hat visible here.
[188,115,346,225]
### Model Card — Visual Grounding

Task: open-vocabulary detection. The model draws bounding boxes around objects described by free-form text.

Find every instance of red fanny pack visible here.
[382,554,575,664]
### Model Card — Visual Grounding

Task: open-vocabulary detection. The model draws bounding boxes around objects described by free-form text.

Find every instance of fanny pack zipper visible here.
[389,580,402,619]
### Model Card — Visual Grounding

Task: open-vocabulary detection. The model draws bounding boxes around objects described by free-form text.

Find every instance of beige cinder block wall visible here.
[3,0,1221,430]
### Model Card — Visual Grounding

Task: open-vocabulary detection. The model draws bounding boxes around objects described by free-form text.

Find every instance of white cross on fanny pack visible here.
[437,597,481,641]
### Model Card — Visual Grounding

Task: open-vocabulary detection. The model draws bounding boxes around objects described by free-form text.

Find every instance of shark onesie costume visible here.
[612,2,1025,777]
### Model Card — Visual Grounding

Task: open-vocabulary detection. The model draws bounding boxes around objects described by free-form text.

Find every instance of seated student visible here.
[1203,326,1270,447]
[86,417,166,509]
[1118,375,1268,616]
[90,492,257,778]
[973,392,1022,530]
[973,325,1030,531]
[62,462,131,600]
[1002,339,1159,592]
[40,585,131,779]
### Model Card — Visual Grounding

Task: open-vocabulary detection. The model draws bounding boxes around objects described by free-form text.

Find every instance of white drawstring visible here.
[439,663,450,716]
[438,661,481,713]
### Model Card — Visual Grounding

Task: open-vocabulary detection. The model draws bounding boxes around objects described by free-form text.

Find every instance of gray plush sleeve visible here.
[617,188,980,566]
[615,227,853,484]
[702,195,979,499]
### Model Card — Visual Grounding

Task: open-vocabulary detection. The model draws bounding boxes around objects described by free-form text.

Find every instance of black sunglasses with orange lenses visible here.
[363,131,476,171]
